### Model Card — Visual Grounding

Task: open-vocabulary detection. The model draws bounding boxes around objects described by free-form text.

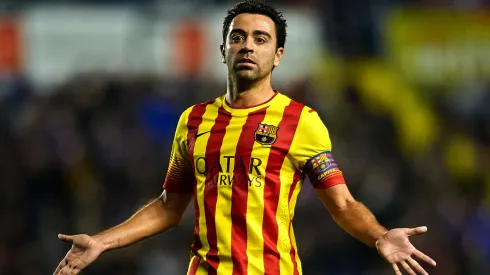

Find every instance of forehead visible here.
[229,13,276,37]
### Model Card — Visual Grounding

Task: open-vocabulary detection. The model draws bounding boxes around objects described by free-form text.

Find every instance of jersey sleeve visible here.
[162,109,194,194]
[292,108,346,189]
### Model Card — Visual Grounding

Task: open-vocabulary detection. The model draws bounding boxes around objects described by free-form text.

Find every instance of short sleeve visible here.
[292,108,345,189]
[163,109,194,194]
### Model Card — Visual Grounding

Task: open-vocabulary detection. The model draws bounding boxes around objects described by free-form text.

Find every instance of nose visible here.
[240,36,254,53]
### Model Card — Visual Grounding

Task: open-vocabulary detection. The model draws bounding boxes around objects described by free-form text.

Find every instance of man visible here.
[54,1,437,275]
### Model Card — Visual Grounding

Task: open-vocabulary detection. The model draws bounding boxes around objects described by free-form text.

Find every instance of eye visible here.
[231,35,243,43]
[256,37,266,44]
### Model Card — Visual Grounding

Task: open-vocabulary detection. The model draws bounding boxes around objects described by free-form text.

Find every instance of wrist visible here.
[92,235,111,252]
[375,230,389,248]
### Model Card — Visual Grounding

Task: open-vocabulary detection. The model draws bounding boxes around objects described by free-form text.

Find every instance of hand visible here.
[53,234,106,275]
[376,226,437,275]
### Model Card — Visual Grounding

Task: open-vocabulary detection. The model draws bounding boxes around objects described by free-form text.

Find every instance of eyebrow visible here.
[229,29,272,39]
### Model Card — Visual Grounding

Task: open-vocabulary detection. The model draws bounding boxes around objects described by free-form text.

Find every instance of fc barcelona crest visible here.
[255,123,279,145]
[311,153,332,173]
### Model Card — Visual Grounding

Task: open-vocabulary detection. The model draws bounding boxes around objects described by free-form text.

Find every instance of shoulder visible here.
[278,94,321,122]
[275,92,319,114]
[179,97,221,122]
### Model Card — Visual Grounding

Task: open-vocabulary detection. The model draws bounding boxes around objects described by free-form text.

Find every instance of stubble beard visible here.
[230,61,268,86]
[234,69,260,81]
[226,53,275,91]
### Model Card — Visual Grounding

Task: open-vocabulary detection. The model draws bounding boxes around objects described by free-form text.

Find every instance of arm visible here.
[94,107,194,251]
[290,108,435,274]
[54,191,192,275]
[93,190,192,251]
[315,184,387,247]
[315,183,436,275]
[54,109,194,275]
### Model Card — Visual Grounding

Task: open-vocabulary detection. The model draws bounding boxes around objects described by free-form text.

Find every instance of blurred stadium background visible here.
[1,0,490,274]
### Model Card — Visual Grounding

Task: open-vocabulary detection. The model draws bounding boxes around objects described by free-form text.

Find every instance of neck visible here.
[226,74,275,108]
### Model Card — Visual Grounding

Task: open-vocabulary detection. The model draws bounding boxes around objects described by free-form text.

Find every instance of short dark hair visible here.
[222,0,287,49]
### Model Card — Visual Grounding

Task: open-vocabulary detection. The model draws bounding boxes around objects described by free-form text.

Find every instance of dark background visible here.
[1,0,489,274]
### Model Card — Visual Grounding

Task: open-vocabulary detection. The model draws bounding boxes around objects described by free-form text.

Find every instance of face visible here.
[221,13,284,81]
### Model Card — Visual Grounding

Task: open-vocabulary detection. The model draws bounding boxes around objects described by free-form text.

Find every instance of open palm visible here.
[53,234,105,275]
[376,226,437,275]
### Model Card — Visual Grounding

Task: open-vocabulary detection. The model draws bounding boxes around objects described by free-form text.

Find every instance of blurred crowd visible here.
[1,0,490,275]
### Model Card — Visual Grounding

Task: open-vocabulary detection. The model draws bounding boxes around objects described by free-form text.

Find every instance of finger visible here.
[58,234,74,243]
[69,258,87,270]
[71,267,82,275]
[406,226,427,236]
[58,264,74,275]
[401,260,417,275]
[413,249,437,266]
[392,263,402,275]
[54,259,68,274]
[53,263,62,274]
[407,257,428,275]
[63,263,80,275]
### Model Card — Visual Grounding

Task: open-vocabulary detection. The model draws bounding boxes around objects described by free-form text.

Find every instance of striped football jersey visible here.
[163,91,345,275]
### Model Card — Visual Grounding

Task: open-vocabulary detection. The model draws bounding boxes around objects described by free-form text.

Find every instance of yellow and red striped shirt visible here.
[163,92,345,275]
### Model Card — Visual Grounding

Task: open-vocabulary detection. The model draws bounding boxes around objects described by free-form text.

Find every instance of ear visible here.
[273,47,284,67]
[220,43,226,64]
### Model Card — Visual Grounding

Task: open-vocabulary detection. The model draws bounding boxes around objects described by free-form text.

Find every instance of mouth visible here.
[237,58,256,65]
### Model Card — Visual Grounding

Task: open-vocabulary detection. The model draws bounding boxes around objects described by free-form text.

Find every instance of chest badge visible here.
[255,123,279,145]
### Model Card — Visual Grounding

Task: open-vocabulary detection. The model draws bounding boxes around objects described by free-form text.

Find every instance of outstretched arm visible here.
[288,108,436,274]
[54,191,192,275]
[93,105,195,251]
[92,190,192,251]
[315,184,387,247]
[54,109,195,275]
[316,184,437,275]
